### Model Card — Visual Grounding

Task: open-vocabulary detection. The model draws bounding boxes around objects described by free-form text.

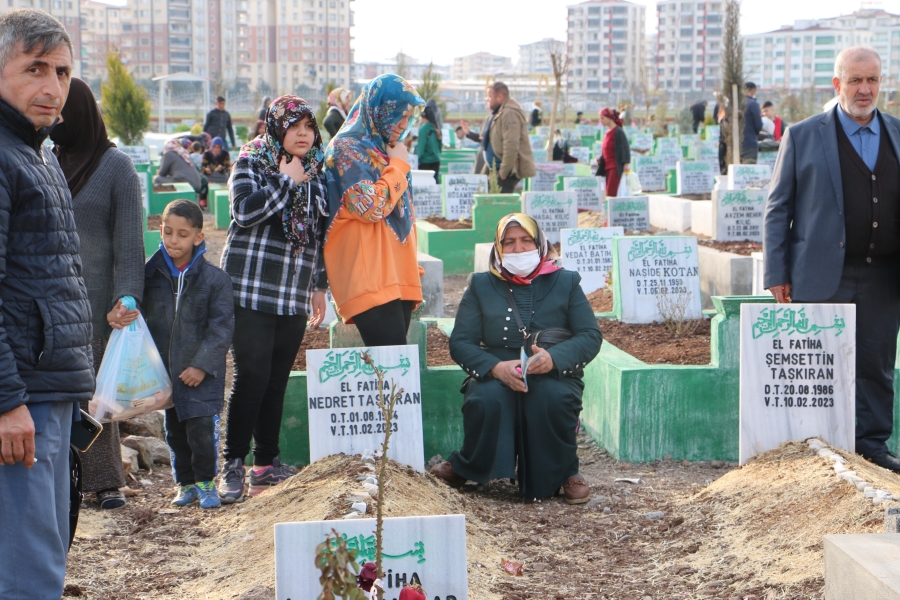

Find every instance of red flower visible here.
[398,585,426,600]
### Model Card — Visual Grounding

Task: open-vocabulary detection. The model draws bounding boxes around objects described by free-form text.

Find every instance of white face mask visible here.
[502,249,541,276]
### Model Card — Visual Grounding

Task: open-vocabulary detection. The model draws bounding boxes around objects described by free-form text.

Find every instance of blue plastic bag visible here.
[88,297,173,422]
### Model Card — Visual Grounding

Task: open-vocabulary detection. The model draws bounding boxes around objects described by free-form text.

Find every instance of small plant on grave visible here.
[315,529,367,600]
[487,162,502,194]
[655,287,702,336]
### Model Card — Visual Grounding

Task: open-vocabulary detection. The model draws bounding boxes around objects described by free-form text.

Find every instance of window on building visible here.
[814,63,832,72]
[815,36,835,45]
[680,28,692,37]
[815,49,834,59]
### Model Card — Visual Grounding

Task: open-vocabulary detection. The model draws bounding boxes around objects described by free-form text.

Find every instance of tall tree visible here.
[101,53,151,145]
[395,51,409,79]
[720,0,743,165]
[416,62,447,116]
[545,39,569,162]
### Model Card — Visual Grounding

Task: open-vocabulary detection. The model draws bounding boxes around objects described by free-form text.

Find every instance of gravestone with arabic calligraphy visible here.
[530,163,578,192]
[569,146,591,164]
[655,137,683,170]
[634,155,667,192]
[560,227,624,295]
[712,189,766,242]
[629,133,654,153]
[120,145,151,164]
[306,345,424,471]
[727,164,772,190]
[705,125,720,141]
[522,191,578,244]
[739,303,855,465]
[443,175,488,220]
[676,160,715,195]
[530,134,547,152]
[607,196,650,231]
[412,182,444,219]
[275,514,468,600]
[612,236,701,324]
[447,161,475,174]
[563,176,604,211]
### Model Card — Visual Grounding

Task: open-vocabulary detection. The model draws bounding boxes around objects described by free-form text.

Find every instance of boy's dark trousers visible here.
[164,409,219,484]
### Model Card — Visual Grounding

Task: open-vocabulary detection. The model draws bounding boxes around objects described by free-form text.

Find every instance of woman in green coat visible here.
[432,214,602,502]
[416,105,442,182]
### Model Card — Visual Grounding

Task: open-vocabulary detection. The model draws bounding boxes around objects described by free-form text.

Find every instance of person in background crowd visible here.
[155,139,209,208]
[742,82,762,163]
[690,100,707,133]
[426,98,444,133]
[764,47,900,472]
[323,87,352,139]
[218,96,328,503]
[575,111,584,125]
[189,141,204,170]
[416,104,442,183]
[323,74,424,347]
[551,129,577,163]
[252,120,265,139]
[50,77,145,511]
[201,136,232,183]
[463,81,536,193]
[762,101,785,141]
[257,95,271,121]
[597,107,631,197]
[203,95,236,150]
[530,100,542,129]
[0,9,95,599]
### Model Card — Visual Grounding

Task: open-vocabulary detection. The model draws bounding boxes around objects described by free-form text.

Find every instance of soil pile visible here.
[423,216,472,230]
[599,318,712,365]
[698,239,761,256]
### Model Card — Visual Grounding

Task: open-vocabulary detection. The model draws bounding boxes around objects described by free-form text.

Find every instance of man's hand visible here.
[309,291,327,328]
[489,360,527,393]
[0,405,35,467]
[526,345,555,375]
[279,155,308,185]
[179,367,206,387]
[107,299,140,330]
[459,120,471,135]
[769,283,792,303]
[386,141,409,162]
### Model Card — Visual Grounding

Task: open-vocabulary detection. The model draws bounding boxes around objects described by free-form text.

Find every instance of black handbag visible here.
[504,286,572,354]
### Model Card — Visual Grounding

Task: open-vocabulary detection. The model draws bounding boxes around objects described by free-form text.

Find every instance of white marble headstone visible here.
[563,176,604,211]
[447,161,475,174]
[275,514,468,600]
[406,154,419,170]
[676,160,715,195]
[713,189,766,242]
[613,236,702,324]
[739,303,856,465]
[530,134,548,151]
[758,151,778,167]
[137,170,150,213]
[634,155,667,192]
[560,227,624,294]
[306,345,424,471]
[705,125,721,140]
[412,183,444,219]
[569,146,591,164]
[655,138,683,170]
[629,133,654,153]
[120,145,151,164]
[530,163,577,192]
[443,175,488,220]
[751,252,765,296]
[607,196,650,231]
[522,191,578,244]
[727,164,772,190]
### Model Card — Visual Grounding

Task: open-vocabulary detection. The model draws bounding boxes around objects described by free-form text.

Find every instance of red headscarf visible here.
[600,107,623,127]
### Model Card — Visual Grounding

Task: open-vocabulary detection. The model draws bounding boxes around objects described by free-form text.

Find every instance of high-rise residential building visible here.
[742,9,899,92]
[516,38,564,76]
[566,0,646,95]
[654,0,724,94]
[451,52,514,80]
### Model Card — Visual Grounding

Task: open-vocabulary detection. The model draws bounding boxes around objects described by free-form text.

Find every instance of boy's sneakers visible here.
[172,484,200,507]
[248,457,297,496]
[218,458,246,504]
[196,481,221,509]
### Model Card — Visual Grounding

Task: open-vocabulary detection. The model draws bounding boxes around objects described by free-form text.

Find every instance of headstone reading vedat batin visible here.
[713,189,766,242]
[727,164,772,190]
[275,514,468,600]
[563,176,604,211]
[306,344,424,471]
[120,145,151,164]
[634,155,667,192]
[561,227,624,294]
[676,160,715,195]
[522,191,577,244]
[613,236,701,324]
[607,196,650,231]
[412,182,444,219]
[443,174,488,220]
[739,303,856,464]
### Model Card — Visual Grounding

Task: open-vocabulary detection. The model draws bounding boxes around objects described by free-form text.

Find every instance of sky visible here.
[352,0,900,65]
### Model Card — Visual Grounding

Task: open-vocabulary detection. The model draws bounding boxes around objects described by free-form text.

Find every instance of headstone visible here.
[412,182,444,219]
[306,345,424,471]
[136,169,150,213]
[531,162,577,192]
[569,146,591,164]
[522,191,577,244]
[751,252,765,296]
[655,137,683,169]
[623,126,639,136]
[406,154,419,170]
[563,176,604,211]
[607,195,650,231]
[739,303,856,465]
[443,175,488,220]
[705,125,721,140]
[275,515,468,600]
[120,145,151,164]
[758,151,778,167]
[530,134,548,151]
[712,189,766,241]
[629,133,654,153]
[613,236,701,324]
[676,160,715,195]
[727,164,772,190]
[575,124,597,137]
[680,134,700,148]
[634,155,667,192]
[536,126,551,136]
[447,161,474,174]
[560,227,624,294]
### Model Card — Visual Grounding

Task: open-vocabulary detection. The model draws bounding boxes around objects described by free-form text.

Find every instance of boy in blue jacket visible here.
[143,200,235,509]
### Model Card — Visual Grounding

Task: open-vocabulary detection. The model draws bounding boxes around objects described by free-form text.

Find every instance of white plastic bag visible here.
[626,170,642,194]
[89,297,173,423]
[616,175,629,198]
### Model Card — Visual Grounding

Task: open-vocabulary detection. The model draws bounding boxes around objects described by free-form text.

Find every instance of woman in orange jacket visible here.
[323,74,425,346]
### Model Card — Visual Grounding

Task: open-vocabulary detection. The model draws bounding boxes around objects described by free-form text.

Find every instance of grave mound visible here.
[422,216,472,229]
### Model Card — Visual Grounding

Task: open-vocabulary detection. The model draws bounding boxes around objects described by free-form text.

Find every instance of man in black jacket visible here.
[0,9,95,599]
[690,100,707,133]
[203,95,236,150]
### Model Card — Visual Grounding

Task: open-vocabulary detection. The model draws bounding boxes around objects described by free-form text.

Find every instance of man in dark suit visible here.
[764,47,900,472]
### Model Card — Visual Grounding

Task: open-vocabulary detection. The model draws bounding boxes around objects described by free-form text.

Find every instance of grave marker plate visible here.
[561,227,624,294]
[676,160,715,195]
[531,163,577,192]
[563,176,604,211]
[306,345,424,471]
[413,183,444,219]
[655,137,680,155]
[629,133,654,152]
[713,189,766,241]
[120,145,151,164]
[705,125,720,140]
[575,124,598,137]
[569,146,591,164]
[137,170,149,213]
[634,155,667,192]
[623,126,639,136]
[727,164,772,190]
[447,161,474,174]
[613,236,701,324]
[607,196,650,231]
[275,515,468,600]
[530,134,548,151]
[443,175,488,220]
[739,303,856,465]
[758,151,778,167]
[406,154,419,170]
[522,192,577,244]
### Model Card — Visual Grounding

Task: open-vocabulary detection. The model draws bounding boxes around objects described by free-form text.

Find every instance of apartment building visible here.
[516,38,564,76]
[654,0,723,93]
[565,0,645,95]
[451,52,514,80]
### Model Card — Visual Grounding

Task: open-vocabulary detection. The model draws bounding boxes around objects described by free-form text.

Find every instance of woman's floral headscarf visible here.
[323,74,424,242]
[163,138,193,164]
[328,87,353,115]
[489,213,560,285]
[238,95,326,250]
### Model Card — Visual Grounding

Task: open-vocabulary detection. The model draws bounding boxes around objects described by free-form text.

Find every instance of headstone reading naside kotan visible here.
[522,191,578,244]
[560,227,624,295]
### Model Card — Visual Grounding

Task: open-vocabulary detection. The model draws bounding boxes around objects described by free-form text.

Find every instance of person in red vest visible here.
[762,101,786,141]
